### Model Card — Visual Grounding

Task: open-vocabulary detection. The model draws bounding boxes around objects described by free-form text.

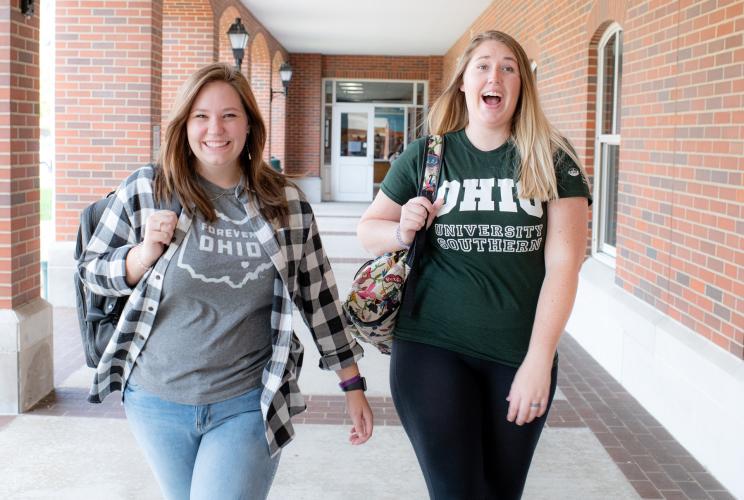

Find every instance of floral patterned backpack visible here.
[343,135,444,354]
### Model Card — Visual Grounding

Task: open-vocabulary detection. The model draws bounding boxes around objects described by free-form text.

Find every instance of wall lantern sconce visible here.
[227,18,249,71]
[271,62,293,100]
[21,0,34,17]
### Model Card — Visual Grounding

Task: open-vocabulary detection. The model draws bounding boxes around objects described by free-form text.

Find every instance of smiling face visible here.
[186,80,249,183]
[460,40,522,135]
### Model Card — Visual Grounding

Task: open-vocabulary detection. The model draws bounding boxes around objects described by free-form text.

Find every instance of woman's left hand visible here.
[345,390,374,445]
[506,357,552,425]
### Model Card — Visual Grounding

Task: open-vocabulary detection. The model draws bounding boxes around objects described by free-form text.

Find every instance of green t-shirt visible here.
[380,129,591,367]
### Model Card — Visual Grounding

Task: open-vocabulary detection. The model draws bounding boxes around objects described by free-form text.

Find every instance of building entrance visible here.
[323,80,427,201]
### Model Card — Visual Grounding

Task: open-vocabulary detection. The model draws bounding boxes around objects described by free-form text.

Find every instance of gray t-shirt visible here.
[129,176,275,404]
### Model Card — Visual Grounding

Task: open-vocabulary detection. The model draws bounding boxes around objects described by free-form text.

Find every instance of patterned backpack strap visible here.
[419,134,444,202]
[401,134,445,317]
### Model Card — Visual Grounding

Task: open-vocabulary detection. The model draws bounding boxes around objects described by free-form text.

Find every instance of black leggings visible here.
[390,338,558,500]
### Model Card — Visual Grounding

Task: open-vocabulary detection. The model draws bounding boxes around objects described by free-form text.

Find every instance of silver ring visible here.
[530,402,542,409]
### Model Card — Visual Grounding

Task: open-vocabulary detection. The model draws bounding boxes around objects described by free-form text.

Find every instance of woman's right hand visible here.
[399,196,444,245]
[139,210,179,267]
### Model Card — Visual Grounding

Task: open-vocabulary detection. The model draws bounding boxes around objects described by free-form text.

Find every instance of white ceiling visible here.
[240,0,494,56]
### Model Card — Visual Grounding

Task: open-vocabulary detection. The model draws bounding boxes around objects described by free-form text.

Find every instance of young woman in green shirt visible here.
[358,31,591,499]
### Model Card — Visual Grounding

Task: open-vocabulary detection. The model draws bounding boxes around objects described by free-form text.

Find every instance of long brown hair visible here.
[155,62,289,224]
[428,31,584,201]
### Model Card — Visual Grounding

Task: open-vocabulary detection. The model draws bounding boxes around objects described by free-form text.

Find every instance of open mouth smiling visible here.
[482,91,502,105]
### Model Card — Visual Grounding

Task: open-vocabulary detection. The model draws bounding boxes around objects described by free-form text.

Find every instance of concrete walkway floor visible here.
[0,202,735,500]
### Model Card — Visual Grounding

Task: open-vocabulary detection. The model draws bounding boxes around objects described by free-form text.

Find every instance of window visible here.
[593,24,622,265]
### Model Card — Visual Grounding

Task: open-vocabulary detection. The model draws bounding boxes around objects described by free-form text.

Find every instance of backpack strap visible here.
[400,134,445,317]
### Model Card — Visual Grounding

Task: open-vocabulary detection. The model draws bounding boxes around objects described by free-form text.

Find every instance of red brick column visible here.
[55,0,164,241]
[286,53,321,176]
[0,2,41,308]
[0,1,53,414]
[161,0,214,129]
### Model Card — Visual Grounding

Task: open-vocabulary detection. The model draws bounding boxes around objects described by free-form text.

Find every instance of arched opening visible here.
[249,33,271,162]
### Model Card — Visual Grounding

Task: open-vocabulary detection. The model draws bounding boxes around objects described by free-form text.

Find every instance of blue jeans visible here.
[124,382,280,500]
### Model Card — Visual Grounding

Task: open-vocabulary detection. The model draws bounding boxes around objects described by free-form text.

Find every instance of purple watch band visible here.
[339,374,361,389]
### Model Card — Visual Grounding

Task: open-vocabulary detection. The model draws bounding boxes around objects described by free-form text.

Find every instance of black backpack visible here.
[74,183,181,368]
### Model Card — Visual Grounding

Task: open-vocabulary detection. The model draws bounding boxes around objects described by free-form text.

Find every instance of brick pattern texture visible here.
[55,0,164,241]
[0,1,41,308]
[444,0,743,358]
[286,53,322,176]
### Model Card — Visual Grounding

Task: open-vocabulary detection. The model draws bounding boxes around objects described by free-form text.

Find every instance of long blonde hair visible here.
[428,31,584,201]
[156,62,289,224]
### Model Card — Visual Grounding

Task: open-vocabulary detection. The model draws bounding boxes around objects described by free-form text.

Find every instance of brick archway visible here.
[250,33,271,161]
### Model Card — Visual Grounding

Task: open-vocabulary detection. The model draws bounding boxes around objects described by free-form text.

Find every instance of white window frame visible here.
[592,23,623,267]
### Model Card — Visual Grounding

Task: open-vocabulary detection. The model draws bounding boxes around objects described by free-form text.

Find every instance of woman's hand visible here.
[506,357,552,426]
[139,210,179,267]
[398,196,444,245]
[345,390,374,445]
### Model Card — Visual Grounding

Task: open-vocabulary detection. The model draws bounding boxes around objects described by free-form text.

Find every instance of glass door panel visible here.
[331,104,374,201]
[340,112,369,157]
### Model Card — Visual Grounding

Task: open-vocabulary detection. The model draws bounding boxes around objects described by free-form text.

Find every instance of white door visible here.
[331,104,374,201]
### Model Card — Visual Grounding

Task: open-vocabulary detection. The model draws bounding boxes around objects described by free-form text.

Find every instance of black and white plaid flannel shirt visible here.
[77,166,364,456]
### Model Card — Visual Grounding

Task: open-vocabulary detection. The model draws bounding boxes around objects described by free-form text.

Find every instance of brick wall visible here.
[55,0,163,241]
[620,0,743,356]
[0,1,40,308]
[285,54,444,177]
[443,0,743,357]
[286,53,321,176]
